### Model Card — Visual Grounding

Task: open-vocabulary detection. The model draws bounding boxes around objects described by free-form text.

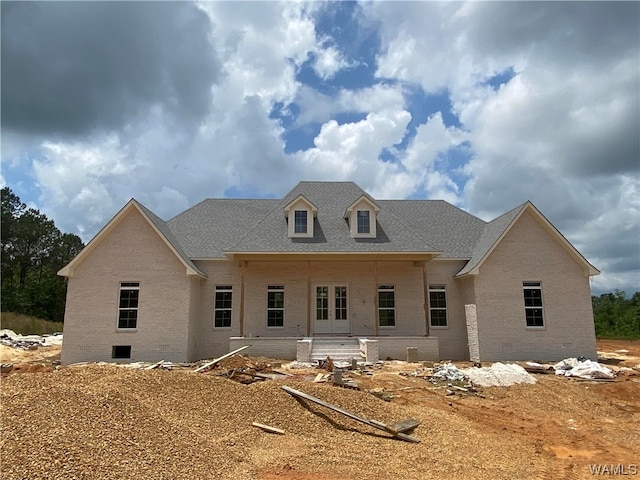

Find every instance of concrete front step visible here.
[297,337,379,363]
[309,337,362,361]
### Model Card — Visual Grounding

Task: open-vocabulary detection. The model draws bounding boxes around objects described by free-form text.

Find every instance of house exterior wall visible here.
[190,260,241,361]
[239,260,427,337]
[187,259,429,360]
[61,210,193,364]
[427,260,471,360]
[473,210,597,361]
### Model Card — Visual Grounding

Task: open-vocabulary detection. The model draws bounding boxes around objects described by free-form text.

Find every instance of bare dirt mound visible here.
[2,365,550,480]
[2,339,639,479]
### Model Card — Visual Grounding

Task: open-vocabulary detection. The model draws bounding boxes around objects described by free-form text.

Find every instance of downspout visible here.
[239,261,246,337]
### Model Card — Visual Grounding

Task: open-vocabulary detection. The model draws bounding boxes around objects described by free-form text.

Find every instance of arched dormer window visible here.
[283,195,317,238]
[344,195,380,238]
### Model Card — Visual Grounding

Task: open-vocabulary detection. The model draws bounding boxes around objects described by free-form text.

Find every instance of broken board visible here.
[281,385,420,443]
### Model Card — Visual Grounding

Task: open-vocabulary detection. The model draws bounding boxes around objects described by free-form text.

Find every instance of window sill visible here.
[213,326,232,330]
[526,326,546,330]
[267,326,285,329]
[116,328,138,332]
[379,325,396,329]
[430,325,449,330]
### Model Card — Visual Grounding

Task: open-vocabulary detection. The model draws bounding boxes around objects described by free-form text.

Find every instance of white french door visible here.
[313,285,350,334]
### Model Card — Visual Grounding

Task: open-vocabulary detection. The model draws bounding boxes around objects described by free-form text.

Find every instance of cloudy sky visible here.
[1,1,638,295]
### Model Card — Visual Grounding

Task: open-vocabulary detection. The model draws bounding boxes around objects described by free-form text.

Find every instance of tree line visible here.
[1,187,84,322]
[592,290,640,339]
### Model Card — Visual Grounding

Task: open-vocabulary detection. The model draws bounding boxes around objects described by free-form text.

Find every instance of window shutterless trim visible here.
[429,285,448,328]
[378,285,396,328]
[293,210,307,234]
[523,281,545,328]
[117,282,139,330]
[357,210,371,234]
[214,285,233,328]
[267,285,285,327]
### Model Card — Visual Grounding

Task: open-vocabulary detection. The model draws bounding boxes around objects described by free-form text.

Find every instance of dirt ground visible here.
[1,340,639,479]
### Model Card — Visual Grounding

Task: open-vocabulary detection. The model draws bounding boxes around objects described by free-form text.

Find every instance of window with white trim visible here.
[523,282,544,327]
[357,210,371,234]
[378,285,395,327]
[429,285,447,327]
[118,282,139,329]
[267,285,284,327]
[214,286,232,328]
[293,211,307,234]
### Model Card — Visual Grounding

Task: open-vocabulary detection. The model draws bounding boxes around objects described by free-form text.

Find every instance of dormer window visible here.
[345,195,380,238]
[284,195,317,238]
[357,210,370,234]
[294,210,308,234]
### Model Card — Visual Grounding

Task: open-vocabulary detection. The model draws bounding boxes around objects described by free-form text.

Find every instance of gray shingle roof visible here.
[163,182,526,274]
[167,199,279,258]
[455,203,526,276]
[135,201,206,277]
[226,182,441,253]
[379,200,486,258]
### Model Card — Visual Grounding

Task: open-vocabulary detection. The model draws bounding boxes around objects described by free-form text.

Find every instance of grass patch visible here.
[1,312,63,335]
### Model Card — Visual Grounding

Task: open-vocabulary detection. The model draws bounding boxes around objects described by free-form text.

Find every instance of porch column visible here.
[422,261,430,336]
[306,261,311,336]
[373,261,379,336]
[239,261,246,337]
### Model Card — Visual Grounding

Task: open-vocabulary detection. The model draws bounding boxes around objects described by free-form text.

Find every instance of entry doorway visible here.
[313,285,350,334]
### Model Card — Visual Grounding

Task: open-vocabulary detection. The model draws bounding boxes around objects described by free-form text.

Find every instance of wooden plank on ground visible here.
[145,360,165,370]
[389,419,421,434]
[194,345,251,373]
[252,422,285,434]
[281,386,420,443]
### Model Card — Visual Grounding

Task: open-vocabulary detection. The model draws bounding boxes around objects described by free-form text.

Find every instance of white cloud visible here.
[295,83,405,126]
[295,109,410,193]
[2,1,638,295]
[33,136,128,236]
[313,44,350,80]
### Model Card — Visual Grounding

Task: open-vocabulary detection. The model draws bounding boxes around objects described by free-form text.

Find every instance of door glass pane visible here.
[334,286,347,320]
[316,287,328,320]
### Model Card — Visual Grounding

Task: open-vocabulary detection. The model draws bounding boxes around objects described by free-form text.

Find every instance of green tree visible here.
[592,290,640,339]
[1,187,84,322]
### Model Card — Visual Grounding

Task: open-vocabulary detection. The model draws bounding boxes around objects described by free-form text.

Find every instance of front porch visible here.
[229,335,440,363]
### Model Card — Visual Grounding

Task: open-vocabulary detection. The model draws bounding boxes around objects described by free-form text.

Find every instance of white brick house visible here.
[58,181,599,364]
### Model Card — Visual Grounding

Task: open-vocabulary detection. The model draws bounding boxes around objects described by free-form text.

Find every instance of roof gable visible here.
[58,199,206,278]
[456,201,600,277]
[344,194,381,218]
[283,194,318,216]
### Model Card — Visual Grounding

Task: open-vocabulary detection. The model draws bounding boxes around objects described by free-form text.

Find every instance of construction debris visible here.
[251,422,285,434]
[554,358,615,380]
[281,385,421,443]
[431,363,467,382]
[462,363,536,387]
[0,330,63,349]
[193,345,251,373]
[523,361,555,374]
[331,369,359,389]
